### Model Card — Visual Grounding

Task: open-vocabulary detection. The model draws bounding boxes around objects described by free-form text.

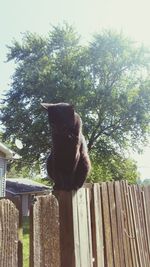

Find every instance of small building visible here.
[6,178,51,216]
[0,142,20,197]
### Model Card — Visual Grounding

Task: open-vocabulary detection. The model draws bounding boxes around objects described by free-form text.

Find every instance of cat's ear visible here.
[68,104,75,119]
[41,103,52,110]
[70,104,75,111]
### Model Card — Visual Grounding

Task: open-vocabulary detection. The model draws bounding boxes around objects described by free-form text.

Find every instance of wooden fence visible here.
[0,181,150,267]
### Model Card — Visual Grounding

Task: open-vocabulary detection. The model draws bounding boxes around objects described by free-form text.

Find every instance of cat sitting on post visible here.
[41,103,91,191]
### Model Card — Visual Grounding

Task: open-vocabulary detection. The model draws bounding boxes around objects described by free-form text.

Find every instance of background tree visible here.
[1,24,150,182]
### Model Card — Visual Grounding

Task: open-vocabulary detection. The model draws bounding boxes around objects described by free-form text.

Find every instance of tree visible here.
[86,32,150,152]
[1,24,150,182]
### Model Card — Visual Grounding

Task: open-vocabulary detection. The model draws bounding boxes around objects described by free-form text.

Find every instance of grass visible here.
[23,217,30,267]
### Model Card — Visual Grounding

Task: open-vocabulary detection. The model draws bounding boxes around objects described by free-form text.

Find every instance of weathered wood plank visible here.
[142,186,150,265]
[72,191,81,267]
[0,199,19,267]
[72,188,93,267]
[114,182,126,267]
[11,196,23,267]
[30,194,60,267]
[126,185,139,267]
[134,185,147,266]
[54,191,75,267]
[123,182,138,267]
[91,183,104,267]
[120,181,133,267]
[137,186,149,267]
[86,188,93,266]
[108,182,120,267]
[134,185,146,267]
[131,185,143,266]
[101,182,114,267]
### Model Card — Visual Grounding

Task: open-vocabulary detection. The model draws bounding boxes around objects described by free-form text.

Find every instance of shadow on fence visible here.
[0,181,150,267]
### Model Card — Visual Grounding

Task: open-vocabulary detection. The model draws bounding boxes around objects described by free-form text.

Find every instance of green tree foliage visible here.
[1,24,150,182]
[89,152,140,183]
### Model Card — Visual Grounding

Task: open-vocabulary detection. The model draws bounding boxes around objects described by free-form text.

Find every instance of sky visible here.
[0,0,150,179]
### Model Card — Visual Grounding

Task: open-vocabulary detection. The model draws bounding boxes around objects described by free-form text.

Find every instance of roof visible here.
[6,178,51,195]
[0,142,21,159]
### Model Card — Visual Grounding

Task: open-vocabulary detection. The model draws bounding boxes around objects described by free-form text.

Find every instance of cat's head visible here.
[41,102,75,126]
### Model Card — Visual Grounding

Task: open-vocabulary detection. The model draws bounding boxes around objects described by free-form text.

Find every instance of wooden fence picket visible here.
[127,184,139,267]
[91,183,104,267]
[108,182,120,267]
[54,191,76,267]
[143,186,150,263]
[72,188,93,267]
[137,186,149,267]
[0,198,20,267]
[114,182,126,267]
[30,194,60,267]
[121,181,133,267]
[101,182,114,267]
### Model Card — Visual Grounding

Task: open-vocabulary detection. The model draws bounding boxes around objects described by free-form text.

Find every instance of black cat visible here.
[41,103,91,190]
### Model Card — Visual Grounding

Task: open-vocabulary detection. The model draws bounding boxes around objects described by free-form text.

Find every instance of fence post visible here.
[30,194,60,267]
[54,191,76,267]
[55,188,93,267]
[0,198,20,267]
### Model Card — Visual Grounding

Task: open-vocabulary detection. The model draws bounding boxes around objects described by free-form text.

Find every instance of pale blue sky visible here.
[1,0,150,179]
